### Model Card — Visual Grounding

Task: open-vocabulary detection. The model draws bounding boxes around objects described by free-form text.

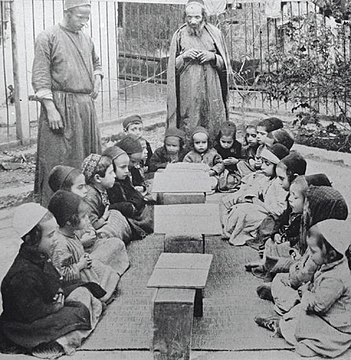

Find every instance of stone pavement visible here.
[1,125,351,359]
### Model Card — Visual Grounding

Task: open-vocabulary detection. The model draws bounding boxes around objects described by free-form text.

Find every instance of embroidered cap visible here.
[13,203,48,238]
[82,153,101,182]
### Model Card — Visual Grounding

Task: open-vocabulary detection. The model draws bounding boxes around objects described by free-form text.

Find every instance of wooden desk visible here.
[147,253,213,317]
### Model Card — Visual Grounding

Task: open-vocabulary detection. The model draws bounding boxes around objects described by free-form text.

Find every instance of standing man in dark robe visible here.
[167,0,232,142]
[32,0,103,206]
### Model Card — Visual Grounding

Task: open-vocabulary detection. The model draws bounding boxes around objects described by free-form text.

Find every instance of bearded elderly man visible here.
[32,0,103,207]
[167,0,231,142]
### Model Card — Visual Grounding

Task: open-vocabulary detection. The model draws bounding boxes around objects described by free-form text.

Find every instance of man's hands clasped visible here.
[182,49,216,64]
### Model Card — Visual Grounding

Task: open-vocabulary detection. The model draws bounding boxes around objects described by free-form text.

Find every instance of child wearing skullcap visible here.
[81,154,116,230]
[1,201,103,358]
[122,114,153,168]
[149,127,187,172]
[103,146,154,240]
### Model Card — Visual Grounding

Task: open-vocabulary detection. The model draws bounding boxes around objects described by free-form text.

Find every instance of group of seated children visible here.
[1,113,351,359]
[213,118,351,358]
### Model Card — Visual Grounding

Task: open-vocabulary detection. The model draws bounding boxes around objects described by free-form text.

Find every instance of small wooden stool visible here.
[154,204,222,253]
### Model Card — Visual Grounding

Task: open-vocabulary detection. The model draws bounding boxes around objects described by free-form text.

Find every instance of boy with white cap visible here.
[0,203,103,357]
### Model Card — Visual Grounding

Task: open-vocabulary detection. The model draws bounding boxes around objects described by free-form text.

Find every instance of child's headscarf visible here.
[300,185,348,253]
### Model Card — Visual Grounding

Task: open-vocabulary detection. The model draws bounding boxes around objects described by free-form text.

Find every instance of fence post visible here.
[10,0,30,145]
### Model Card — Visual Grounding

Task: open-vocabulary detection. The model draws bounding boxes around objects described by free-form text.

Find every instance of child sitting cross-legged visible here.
[266,185,348,315]
[82,154,132,245]
[149,127,187,172]
[221,143,289,246]
[48,165,130,276]
[0,203,104,358]
[183,126,224,191]
[48,190,120,303]
[102,146,154,240]
[255,219,351,359]
[244,152,307,274]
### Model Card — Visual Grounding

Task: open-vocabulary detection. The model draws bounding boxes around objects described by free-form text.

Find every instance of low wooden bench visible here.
[154,204,222,253]
[151,168,212,205]
[148,253,213,359]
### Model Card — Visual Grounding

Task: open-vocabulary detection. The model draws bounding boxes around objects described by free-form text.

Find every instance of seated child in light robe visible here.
[149,127,187,172]
[48,165,130,276]
[183,126,224,191]
[255,219,351,359]
[244,152,307,270]
[222,143,289,246]
[49,190,120,303]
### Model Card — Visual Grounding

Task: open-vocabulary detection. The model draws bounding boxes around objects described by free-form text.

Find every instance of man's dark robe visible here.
[167,23,231,142]
[32,24,103,207]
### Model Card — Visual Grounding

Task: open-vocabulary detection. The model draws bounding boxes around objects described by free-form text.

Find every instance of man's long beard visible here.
[186,21,205,37]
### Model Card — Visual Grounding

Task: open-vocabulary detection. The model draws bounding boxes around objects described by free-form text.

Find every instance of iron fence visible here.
[0,0,350,144]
